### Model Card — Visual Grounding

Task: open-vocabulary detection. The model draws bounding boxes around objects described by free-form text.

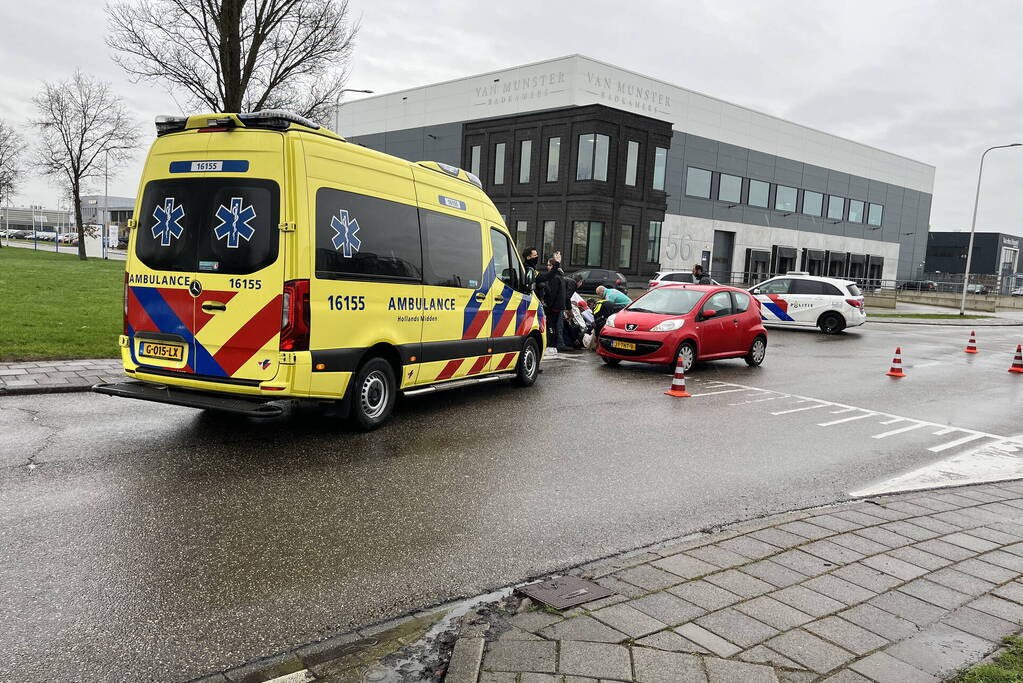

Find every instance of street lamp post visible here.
[960,143,1022,315]
[103,149,109,260]
[333,88,374,135]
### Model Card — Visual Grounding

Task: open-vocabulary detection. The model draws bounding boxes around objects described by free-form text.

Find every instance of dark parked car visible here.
[898,280,937,291]
[572,268,629,294]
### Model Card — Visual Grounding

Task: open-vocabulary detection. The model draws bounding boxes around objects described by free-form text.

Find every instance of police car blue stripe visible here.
[761,301,795,322]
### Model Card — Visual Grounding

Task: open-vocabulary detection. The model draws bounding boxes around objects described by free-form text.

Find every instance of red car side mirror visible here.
[701,309,718,319]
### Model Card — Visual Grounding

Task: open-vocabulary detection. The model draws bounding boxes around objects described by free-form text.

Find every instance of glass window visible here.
[571,220,603,266]
[664,272,693,282]
[314,186,420,281]
[515,220,528,248]
[802,190,823,216]
[758,278,791,295]
[546,137,560,182]
[705,291,733,316]
[542,220,556,258]
[619,224,633,268]
[848,200,864,223]
[420,209,482,288]
[494,142,505,185]
[490,227,520,290]
[625,141,639,186]
[519,140,532,184]
[631,287,704,315]
[748,179,769,208]
[646,220,662,262]
[137,178,281,275]
[827,195,844,220]
[867,203,883,226]
[718,174,741,203]
[576,133,610,181]
[469,145,481,178]
[685,167,711,198]
[732,291,750,312]
[653,147,667,191]
[775,185,797,212]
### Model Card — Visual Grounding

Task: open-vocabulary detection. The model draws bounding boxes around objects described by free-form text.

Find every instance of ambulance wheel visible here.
[819,313,846,335]
[745,335,767,366]
[351,357,396,430]
[513,338,540,387]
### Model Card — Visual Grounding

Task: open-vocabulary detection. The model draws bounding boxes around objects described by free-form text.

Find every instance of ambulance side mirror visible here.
[523,269,535,291]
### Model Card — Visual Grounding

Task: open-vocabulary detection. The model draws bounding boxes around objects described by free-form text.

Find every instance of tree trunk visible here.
[74,186,86,261]
[219,0,244,112]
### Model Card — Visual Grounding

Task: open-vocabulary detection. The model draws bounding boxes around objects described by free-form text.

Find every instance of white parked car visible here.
[1012,286,1023,297]
[647,270,721,289]
[750,272,866,334]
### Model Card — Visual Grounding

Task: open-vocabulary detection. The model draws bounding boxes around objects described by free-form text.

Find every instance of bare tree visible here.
[107,0,359,124]
[33,70,139,260]
[0,119,25,213]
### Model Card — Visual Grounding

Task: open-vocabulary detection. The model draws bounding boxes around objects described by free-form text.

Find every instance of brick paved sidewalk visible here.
[0,359,123,395]
[445,482,1023,683]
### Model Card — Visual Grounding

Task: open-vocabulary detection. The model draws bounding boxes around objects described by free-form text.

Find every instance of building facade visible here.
[341,55,935,283]
[925,231,1021,291]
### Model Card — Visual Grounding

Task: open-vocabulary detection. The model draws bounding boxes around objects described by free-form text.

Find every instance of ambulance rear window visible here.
[136,178,280,274]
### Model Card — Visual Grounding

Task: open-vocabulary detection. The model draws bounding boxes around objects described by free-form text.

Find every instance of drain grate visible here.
[516,576,614,610]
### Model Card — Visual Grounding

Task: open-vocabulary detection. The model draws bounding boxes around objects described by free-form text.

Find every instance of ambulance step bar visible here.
[403,372,517,397]
[92,381,285,417]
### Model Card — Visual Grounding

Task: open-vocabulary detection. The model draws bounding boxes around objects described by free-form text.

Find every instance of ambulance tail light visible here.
[846,298,863,308]
[280,279,310,351]
[123,272,129,335]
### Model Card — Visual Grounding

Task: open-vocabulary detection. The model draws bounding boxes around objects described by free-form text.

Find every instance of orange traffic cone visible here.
[1010,345,1023,374]
[665,354,692,397]
[965,331,978,354]
[886,347,906,378]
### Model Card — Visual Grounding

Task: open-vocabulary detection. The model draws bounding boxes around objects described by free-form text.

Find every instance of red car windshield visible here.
[630,287,705,315]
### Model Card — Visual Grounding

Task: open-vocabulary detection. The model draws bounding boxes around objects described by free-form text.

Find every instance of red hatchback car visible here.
[596,284,768,372]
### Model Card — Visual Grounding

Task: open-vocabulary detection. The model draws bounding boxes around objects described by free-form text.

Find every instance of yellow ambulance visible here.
[94,111,545,429]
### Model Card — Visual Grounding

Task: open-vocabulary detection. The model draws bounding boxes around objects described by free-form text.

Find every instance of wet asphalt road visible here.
[2,321,1022,681]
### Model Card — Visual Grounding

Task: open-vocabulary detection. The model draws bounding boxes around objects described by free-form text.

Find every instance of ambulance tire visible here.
[818,312,846,335]
[350,357,397,430]
[513,337,540,387]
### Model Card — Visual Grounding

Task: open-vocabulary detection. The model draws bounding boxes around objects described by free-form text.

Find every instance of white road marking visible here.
[873,422,927,439]
[688,388,749,397]
[771,403,829,415]
[818,412,877,427]
[880,417,904,425]
[934,427,957,436]
[928,433,989,453]
[829,407,858,414]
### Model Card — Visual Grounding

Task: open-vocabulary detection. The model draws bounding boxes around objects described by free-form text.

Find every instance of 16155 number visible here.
[327,295,366,311]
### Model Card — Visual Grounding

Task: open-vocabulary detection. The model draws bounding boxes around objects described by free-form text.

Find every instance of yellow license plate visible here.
[139,342,185,362]
[611,340,637,351]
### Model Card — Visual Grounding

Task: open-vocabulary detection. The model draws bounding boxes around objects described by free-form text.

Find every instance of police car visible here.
[750,272,866,334]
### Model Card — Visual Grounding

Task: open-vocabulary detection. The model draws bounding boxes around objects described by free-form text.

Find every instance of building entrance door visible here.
[712,230,734,283]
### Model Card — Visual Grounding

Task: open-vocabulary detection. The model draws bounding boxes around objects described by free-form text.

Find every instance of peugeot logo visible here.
[626,323,638,331]
[189,280,203,297]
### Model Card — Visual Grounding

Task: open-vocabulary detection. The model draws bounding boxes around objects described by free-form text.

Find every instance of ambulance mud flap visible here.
[92,381,285,417]
[402,372,517,397]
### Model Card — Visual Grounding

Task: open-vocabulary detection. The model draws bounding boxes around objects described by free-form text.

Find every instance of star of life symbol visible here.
[330,209,361,258]
[152,197,185,247]
[213,197,257,248]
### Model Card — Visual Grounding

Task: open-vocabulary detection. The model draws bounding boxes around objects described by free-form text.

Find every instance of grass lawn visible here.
[0,248,124,361]
[954,637,1023,682]
[870,313,992,319]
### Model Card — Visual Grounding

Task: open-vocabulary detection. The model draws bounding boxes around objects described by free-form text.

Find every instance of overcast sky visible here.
[1,0,1020,234]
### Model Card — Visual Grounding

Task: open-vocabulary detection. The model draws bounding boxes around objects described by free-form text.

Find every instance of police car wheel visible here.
[351,357,396,430]
[745,335,767,366]
[819,313,846,335]
[513,338,540,387]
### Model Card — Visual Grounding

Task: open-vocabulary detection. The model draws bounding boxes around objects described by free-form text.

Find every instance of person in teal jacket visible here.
[596,285,632,307]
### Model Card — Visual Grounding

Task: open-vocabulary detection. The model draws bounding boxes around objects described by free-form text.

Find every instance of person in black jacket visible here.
[535,252,569,351]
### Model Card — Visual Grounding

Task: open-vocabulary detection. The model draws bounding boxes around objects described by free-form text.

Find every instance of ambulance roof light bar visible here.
[238,110,320,131]
[155,115,188,136]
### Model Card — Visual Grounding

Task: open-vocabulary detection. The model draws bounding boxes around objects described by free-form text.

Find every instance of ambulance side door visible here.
[488,227,527,373]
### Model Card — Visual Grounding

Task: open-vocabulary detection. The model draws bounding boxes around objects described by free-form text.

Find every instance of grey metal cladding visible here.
[848,176,869,199]
[347,123,463,167]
